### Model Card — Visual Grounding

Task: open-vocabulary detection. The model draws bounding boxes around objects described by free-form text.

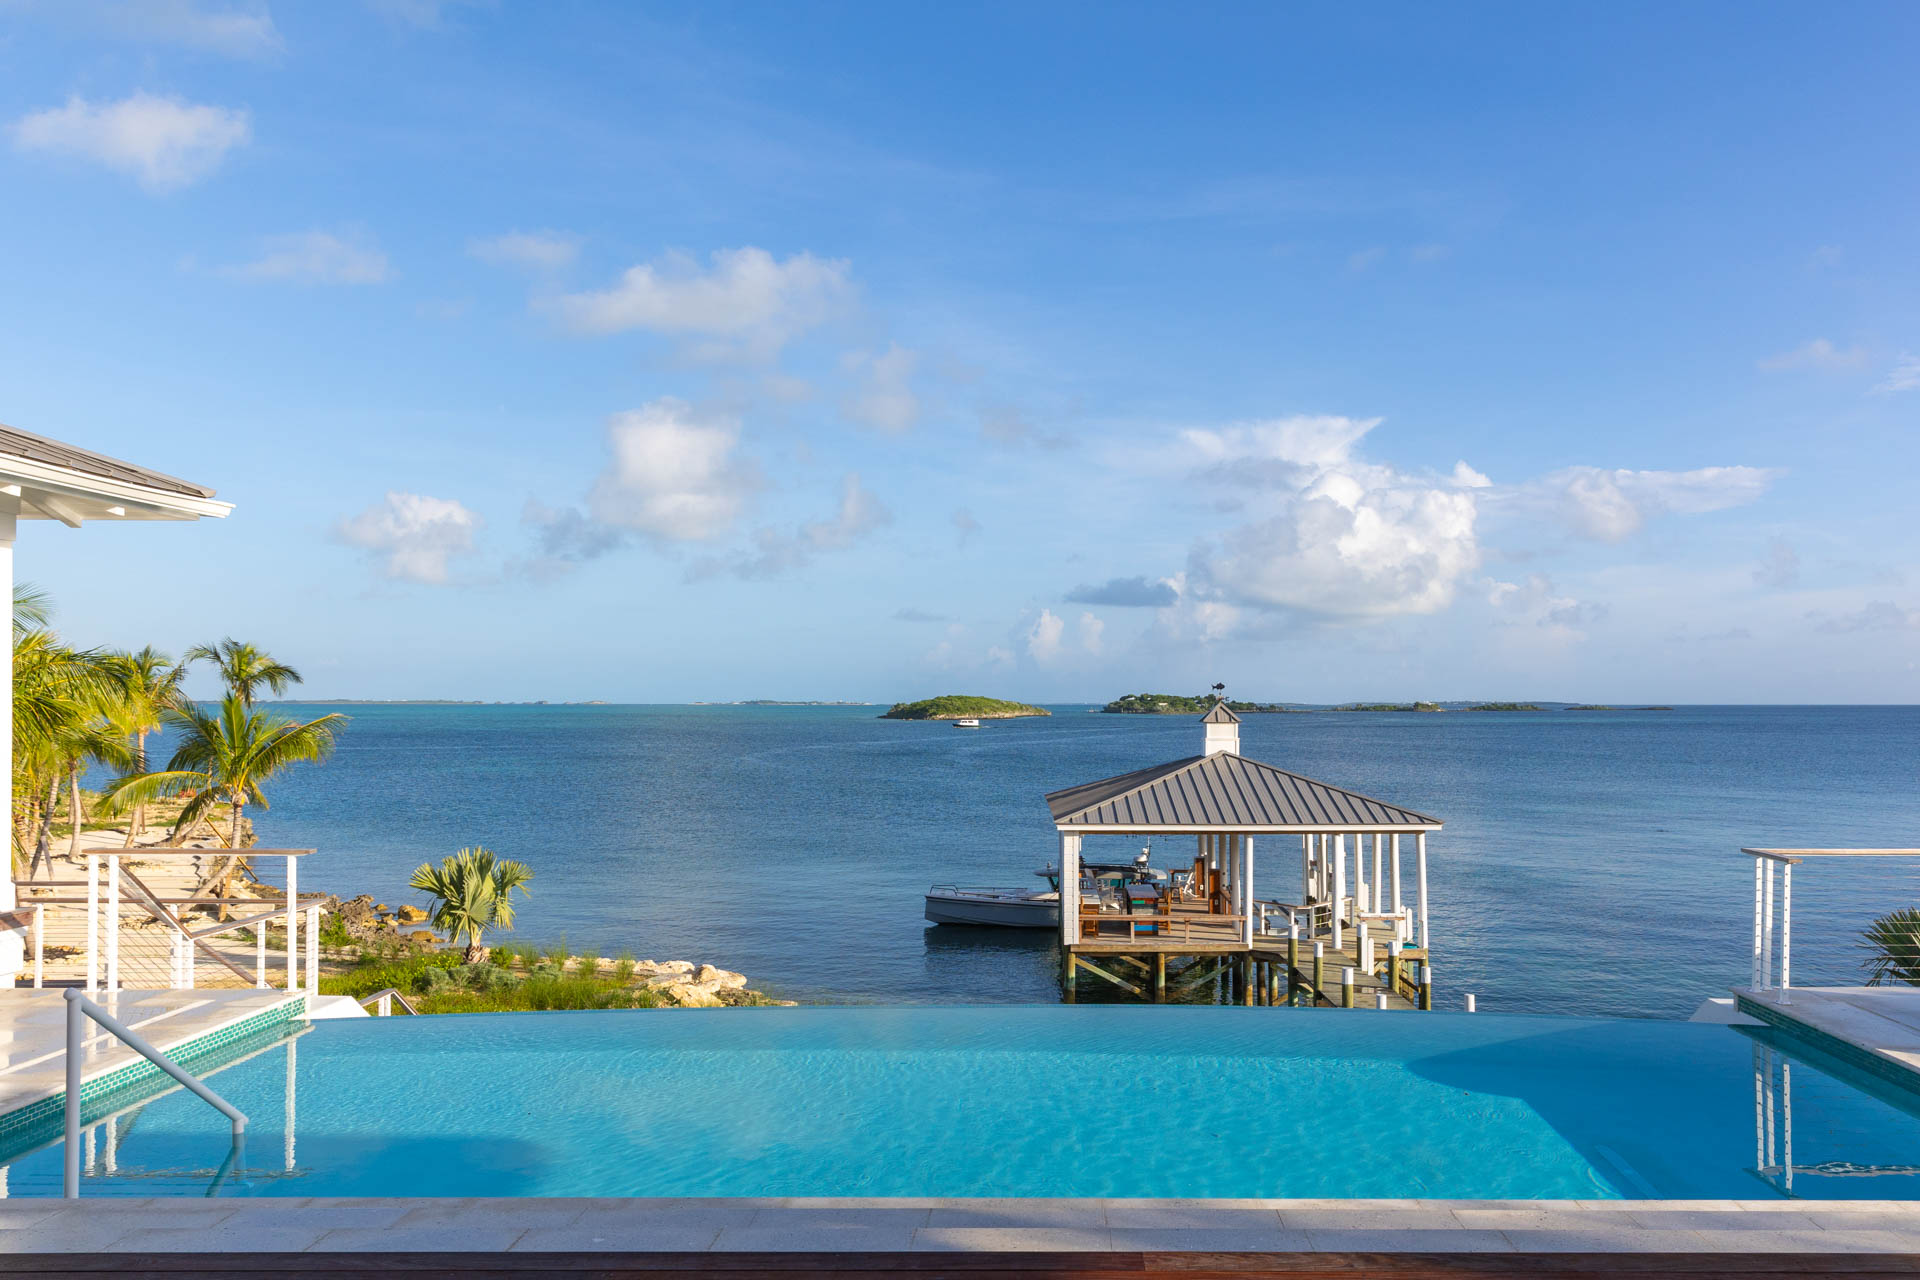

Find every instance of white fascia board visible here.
[1054,822,1443,834]
[0,459,232,520]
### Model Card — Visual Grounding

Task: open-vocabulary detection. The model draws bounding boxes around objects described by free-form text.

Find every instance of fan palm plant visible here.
[13,582,52,638]
[1861,908,1920,987]
[103,697,344,913]
[12,629,119,877]
[408,847,534,963]
[102,647,187,844]
[185,638,303,705]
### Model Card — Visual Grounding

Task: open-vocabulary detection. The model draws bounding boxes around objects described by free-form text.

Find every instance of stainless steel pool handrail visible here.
[356,987,419,1016]
[64,988,246,1199]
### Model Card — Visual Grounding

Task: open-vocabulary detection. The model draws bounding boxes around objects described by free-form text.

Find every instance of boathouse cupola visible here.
[1201,699,1240,756]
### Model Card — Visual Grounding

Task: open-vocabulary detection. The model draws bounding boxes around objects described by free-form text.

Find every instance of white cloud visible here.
[220,231,390,284]
[842,344,919,433]
[1027,609,1065,661]
[1079,612,1105,655]
[1877,353,1920,394]
[1758,338,1868,372]
[12,92,249,191]
[1184,416,1482,619]
[1545,466,1776,542]
[336,492,481,585]
[551,247,850,358]
[9,1,281,58]
[1484,573,1605,635]
[587,399,758,542]
[730,473,892,579]
[985,645,1014,667]
[469,230,579,270]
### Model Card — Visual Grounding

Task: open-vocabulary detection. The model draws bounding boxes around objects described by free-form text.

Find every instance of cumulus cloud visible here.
[519,500,627,577]
[1544,466,1777,542]
[12,92,249,191]
[1815,601,1920,633]
[1067,576,1178,608]
[1754,537,1800,589]
[1079,612,1105,655]
[727,473,892,579]
[550,247,850,358]
[220,231,390,284]
[336,492,481,584]
[469,230,579,270]
[1184,416,1482,619]
[1484,574,1606,634]
[72,0,283,57]
[1758,338,1869,372]
[1027,609,1065,661]
[588,399,758,542]
[1878,353,1920,394]
[842,344,919,433]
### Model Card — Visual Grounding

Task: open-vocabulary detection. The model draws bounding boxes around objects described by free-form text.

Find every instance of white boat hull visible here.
[924,890,1059,928]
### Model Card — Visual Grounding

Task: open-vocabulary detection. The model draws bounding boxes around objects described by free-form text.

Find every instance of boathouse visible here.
[1045,702,1444,1006]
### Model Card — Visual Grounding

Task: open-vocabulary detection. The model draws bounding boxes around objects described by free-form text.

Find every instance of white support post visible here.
[32,904,43,989]
[85,855,98,993]
[1331,835,1346,947]
[1241,835,1255,946]
[105,856,119,994]
[1371,835,1383,914]
[284,1037,297,1173]
[181,926,194,990]
[1761,859,1775,989]
[1751,856,1764,988]
[1059,832,1080,946]
[0,504,17,987]
[1416,832,1430,951]
[1390,833,1403,937]
[255,920,267,989]
[1353,832,1366,921]
[305,904,320,1000]
[285,856,298,992]
[1300,835,1311,905]
[1780,863,1792,1003]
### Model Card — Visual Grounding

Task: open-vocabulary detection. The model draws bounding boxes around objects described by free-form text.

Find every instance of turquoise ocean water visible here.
[231,703,1917,1017]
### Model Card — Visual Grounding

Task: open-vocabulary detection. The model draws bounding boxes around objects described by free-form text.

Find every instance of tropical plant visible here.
[103,697,344,912]
[1861,908,1920,987]
[101,647,188,844]
[13,582,52,638]
[407,847,534,963]
[184,638,303,705]
[11,628,121,877]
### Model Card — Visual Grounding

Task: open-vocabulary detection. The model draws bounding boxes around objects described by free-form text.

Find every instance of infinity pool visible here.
[7,1006,1919,1200]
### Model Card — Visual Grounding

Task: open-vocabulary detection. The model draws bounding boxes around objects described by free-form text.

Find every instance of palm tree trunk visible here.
[32,774,57,879]
[128,729,148,845]
[66,766,84,861]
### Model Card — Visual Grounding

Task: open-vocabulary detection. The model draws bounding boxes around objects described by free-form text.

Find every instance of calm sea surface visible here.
[232,704,1917,1018]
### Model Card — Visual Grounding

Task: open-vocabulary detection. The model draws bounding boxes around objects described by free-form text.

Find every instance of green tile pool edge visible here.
[1735,993,1920,1094]
[0,997,307,1159]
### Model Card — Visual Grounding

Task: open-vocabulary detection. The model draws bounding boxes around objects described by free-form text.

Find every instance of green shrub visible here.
[317,950,462,1000]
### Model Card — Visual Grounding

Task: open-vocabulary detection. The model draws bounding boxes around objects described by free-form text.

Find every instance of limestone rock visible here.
[396,904,430,924]
[694,963,747,990]
[659,981,723,1007]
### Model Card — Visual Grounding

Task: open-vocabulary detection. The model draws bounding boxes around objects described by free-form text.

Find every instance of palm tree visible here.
[13,582,52,638]
[101,647,188,844]
[408,847,534,963]
[12,629,119,877]
[104,697,344,913]
[1861,908,1920,987]
[184,638,303,706]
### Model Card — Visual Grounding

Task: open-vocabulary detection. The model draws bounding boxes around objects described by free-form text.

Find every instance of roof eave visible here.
[0,462,232,522]
[1054,820,1443,834]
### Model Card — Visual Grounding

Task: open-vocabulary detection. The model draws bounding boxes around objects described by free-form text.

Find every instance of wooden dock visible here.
[1063,897,1428,1009]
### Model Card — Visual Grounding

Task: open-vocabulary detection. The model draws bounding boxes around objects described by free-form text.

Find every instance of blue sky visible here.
[1,1,1916,703]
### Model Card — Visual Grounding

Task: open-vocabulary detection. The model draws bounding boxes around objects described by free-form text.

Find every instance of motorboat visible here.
[953,718,982,728]
[925,853,1170,928]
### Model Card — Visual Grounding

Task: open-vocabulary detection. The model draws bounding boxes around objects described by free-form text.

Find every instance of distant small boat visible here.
[924,884,1058,927]
[953,718,982,728]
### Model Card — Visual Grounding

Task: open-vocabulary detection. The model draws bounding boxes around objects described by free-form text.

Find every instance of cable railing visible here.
[62,988,245,1199]
[1745,847,1920,1003]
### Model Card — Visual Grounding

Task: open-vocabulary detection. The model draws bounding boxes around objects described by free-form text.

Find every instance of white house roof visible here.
[0,423,232,524]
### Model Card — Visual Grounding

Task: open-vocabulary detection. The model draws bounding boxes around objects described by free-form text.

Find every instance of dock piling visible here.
[1312,941,1325,1005]
[1465,992,1476,1013]
[1341,966,1355,1009]
[1418,962,1433,1011]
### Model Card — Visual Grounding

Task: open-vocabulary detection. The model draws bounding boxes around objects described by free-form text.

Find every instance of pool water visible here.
[7,1006,1920,1200]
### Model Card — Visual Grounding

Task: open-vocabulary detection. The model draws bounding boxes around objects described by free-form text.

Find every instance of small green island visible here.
[1102,692,1300,714]
[1465,702,1544,712]
[881,694,1051,720]
[1335,702,1447,713]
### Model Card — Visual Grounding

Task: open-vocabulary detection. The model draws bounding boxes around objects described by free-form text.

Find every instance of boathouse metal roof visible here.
[1046,751,1441,831]
[1200,700,1240,724]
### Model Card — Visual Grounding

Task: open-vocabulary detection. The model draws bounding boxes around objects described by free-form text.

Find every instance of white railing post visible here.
[1751,855,1764,988]
[84,855,98,993]
[285,856,298,992]
[1416,832,1430,951]
[105,856,119,994]
[1761,858,1775,989]
[305,904,320,999]
[32,904,43,989]
[1331,836,1345,947]
[181,925,194,991]
[255,919,266,989]
[63,989,83,1197]
[1779,862,1792,1003]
